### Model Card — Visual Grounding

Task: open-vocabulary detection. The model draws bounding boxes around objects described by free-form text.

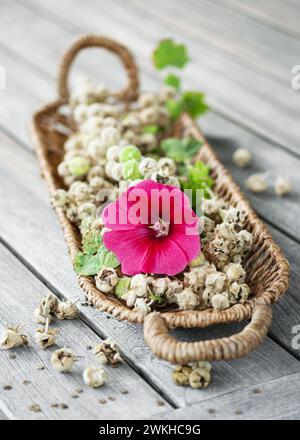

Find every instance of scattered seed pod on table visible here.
[245,173,268,193]
[51,348,77,372]
[83,366,108,388]
[274,176,292,197]
[0,324,28,350]
[54,299,78,320]
[34,319,58,350]
[232,148,252,168]
[93,338,122,365]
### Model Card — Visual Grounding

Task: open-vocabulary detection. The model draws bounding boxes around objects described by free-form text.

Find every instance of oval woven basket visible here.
[31,35,289,365]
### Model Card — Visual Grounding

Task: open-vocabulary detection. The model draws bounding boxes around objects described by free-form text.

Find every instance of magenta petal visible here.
[141,239,189,275]
[101,180,201,276]
[103,229,152,275]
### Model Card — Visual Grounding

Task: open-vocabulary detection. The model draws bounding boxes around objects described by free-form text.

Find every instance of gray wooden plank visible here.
[21,0,300,155]
[149,372,300,420]
[215,0,300,39]
[136,0,300,84]
[0,3,299,245]
[0,131,299,408]
[0,244,170,420]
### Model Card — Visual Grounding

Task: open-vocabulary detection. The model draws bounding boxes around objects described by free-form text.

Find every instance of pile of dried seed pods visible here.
[52,78,254,316]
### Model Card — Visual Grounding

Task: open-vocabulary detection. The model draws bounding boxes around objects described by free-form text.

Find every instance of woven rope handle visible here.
[58,34,139,102]
[144,305,272,364]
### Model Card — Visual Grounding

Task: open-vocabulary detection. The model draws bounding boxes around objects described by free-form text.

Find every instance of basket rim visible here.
[31,99,290,329]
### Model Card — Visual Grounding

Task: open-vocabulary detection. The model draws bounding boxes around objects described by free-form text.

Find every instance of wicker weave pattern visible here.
[31,35,289,363]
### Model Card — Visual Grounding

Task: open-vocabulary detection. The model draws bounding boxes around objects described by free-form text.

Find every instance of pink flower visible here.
[102,180,200,276]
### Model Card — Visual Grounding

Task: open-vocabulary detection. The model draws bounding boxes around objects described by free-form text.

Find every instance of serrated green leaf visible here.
[161,137,203,162]
[82,230,103,255]
[115,277,131,298]
[180,91,209,118]
[74,253,102,276]
[98,245,119,270]
[164,73,181,90]
[153,39,189,70]
[74,244,119,276]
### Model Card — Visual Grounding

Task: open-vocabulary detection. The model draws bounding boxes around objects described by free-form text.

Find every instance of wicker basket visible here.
[31,35,289,365]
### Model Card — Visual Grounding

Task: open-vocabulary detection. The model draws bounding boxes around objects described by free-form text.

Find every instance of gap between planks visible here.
[148,371,300,420]
[213,0,300,40]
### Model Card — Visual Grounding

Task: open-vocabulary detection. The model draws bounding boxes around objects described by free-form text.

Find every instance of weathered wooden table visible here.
[0,0,300,420]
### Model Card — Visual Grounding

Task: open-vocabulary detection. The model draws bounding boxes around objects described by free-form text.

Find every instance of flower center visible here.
[149,218,170,238]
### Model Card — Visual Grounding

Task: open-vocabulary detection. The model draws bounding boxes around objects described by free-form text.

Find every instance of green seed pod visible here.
[119,145,142,163]
[68,156,91,177]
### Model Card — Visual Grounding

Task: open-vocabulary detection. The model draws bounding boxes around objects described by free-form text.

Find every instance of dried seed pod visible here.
[150,277,168,295]
[34,293,58,324]
[232,148,252,168]
[172,365,192,386]
[123,290,137,308]
[275,176,292,197]
[245,173,268,193]
[229,282,250,304]
[133,298,152,315]
[51,348,77,372]
[139,157,158,177]
[0,325,28,350]
[95,268,118,293]
[184,268,206,291]
[35,320,58,350]
[225,263,246,282]
[205,272,227,293]
[93,338,122,365]
[54,300,78,320]
[157,157,176,175]
[52,189,71,209]
[211,293,230,310]
[130,274,149,297]
[175,288,200,311]
[189,367,211,389]
[83,366,108,388]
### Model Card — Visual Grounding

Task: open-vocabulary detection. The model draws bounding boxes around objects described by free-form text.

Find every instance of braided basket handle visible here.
[144,305,272,364]
[58,34,139,102]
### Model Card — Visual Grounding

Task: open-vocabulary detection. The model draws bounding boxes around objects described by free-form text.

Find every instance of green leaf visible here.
[149,292,165,304]
[74,244,119,276]
[82,230,103,255]
[74,253,102,276]
[161,137,203,162]
[180,161,213,210]
[180,91,209,118]
[153,39,189,70]
[164,73,181,90]
[165,99,183,120]
[97,245,120,270]
[115,277,131,298]
[143,124,160,135]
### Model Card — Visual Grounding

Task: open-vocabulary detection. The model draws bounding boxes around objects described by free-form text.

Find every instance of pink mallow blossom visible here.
[102,180,200,276]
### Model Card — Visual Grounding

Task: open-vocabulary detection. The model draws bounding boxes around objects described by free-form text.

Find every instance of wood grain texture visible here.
[0,243,170,420]
[150,372,300,420]
[216,0,300,38]
[136,0,299,84]
[20,0,300,155]
[0,3,299,244]
[0,130,299,408]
